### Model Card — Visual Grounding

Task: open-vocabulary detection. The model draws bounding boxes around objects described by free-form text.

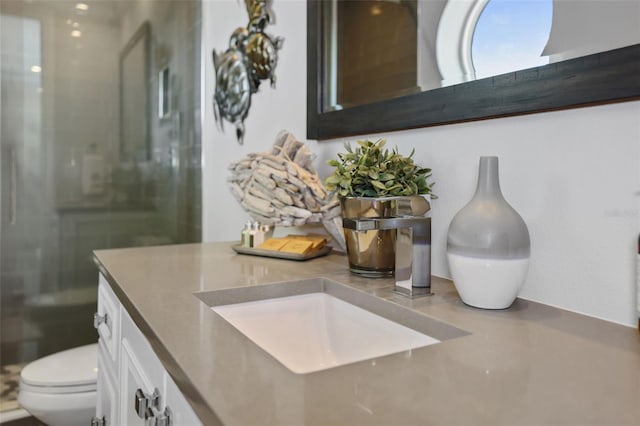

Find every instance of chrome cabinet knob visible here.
[155,406,173,426]
[93,312,108,330]
[135,388,148,418]
[135,388,161,420]
[91,415,106,426]
[144,408,156,426]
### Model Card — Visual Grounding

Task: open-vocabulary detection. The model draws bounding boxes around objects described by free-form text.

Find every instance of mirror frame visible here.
[307,1,640,140]
[120,21,151,160]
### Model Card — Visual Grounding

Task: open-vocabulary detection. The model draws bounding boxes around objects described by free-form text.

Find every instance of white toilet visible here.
[18,343,98,426]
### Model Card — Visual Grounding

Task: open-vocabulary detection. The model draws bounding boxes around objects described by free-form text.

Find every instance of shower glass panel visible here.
[0,0,201,410]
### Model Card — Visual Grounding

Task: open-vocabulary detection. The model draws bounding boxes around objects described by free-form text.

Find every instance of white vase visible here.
[447,157,530,309]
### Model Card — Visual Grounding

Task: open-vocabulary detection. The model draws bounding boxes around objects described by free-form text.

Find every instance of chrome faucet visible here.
[342,216,432,298]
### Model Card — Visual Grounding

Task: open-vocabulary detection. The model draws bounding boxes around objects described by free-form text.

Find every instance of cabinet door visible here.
[120,340,156,425]
[110,281,202,425]
[96,341,118,425]
[97,275,120,363]
[164,373,203,426]
[119,310,165,425]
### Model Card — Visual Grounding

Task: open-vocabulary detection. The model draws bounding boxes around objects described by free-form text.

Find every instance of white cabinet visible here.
[96,274,201,426]
[163,374,203,426]
[95,275,120,426]
[97,275,120,363]
[96,341,118,425]
[120,308,166,425]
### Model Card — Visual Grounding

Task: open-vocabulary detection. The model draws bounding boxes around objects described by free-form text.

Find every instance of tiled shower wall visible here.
[52,0,203,246]
[1,0,201,365]
[52,4,120,203]
[120,0,202,244]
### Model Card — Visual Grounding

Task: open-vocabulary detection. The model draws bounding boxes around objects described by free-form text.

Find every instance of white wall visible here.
[202,0,640,327]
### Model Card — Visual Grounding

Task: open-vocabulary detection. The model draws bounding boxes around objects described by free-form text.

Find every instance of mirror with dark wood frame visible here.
[307,0,640,140]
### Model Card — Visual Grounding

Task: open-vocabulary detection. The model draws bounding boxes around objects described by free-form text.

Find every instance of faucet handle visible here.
[394,218,432,298]
[342,218,375,231]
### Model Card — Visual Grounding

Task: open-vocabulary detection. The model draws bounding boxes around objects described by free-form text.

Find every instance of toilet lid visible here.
[20,343,98,388]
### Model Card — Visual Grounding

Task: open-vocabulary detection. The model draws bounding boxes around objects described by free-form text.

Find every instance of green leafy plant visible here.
[325,139,436,198]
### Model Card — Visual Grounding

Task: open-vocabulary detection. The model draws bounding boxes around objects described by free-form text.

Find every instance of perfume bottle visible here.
[241,221,252,247]
[261,224,273,241]
[252,222,264,247]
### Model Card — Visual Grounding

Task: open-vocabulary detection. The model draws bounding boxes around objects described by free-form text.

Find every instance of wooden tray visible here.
[232,244,332,261]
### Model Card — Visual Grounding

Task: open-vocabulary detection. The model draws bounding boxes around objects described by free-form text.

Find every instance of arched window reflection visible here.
[472,0,552,79]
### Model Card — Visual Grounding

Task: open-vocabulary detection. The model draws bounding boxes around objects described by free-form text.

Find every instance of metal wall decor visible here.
[213,0,284,144]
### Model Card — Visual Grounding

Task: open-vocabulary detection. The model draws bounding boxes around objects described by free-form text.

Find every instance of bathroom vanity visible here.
[94,242,640,425]
[94,274,200,425]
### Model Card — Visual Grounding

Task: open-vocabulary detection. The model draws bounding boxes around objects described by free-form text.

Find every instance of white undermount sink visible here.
[196,278,466,374]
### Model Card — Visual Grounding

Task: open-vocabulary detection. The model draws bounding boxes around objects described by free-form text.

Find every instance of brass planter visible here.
[341,196,431,277]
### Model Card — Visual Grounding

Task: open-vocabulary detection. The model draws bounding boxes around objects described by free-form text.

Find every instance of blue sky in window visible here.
[472,0,553,79]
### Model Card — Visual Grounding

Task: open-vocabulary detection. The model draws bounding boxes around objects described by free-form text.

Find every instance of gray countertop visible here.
[94,242,640,426]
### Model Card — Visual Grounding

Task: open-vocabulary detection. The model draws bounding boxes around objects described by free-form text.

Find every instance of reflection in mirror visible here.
[309,0,640,140]
[120,21,150,161]
[158,67,170,118]
[470,0,552,80]
[321,0,420,111]
[321,0,640,112]
[434,0,553,86]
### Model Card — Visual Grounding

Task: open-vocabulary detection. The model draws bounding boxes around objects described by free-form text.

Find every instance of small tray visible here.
[232,244,332,261]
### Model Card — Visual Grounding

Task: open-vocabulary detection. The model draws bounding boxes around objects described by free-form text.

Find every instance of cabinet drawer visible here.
[97,274,120,363]
[95,271,202,425]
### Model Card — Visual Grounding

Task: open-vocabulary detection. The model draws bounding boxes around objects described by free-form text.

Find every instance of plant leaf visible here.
[371,180,386,190]
[326,137,435,198]
[325,175,341,184]
[379,173,395,182]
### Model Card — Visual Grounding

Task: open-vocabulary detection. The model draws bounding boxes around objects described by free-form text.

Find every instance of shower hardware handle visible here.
[9,146,16,225]
[93,312,108,330]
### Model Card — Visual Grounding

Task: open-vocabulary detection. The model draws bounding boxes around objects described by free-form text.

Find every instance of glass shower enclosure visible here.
[0,0,202,413]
